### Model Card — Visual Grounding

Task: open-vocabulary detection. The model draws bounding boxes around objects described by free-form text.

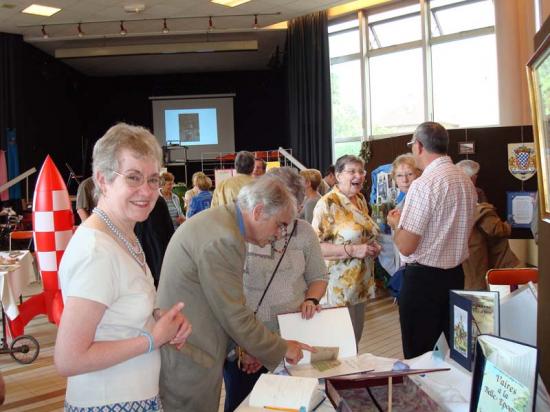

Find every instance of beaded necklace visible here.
[93,207,146,268]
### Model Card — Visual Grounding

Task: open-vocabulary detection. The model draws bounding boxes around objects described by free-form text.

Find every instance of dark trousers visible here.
[398,263,464,359]
[222,359,268,412]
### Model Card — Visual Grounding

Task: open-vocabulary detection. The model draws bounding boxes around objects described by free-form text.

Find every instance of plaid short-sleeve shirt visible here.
[399,156,477,268]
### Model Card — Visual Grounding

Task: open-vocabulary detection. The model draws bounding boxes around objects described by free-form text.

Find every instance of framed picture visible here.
[458,141,475,155]
[527,34,550,223]
[507,191,537,228]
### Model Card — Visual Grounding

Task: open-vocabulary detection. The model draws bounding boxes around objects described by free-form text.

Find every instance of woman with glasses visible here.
[312,155,381,345]
[55,123,192,412]
[384,154,422,299]
[391,153,421,210]
[222,167,328,412]
[160,172,185,230]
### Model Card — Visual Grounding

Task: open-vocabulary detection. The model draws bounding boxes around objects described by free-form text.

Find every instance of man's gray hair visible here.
[92,123,162,197]
[413,121,448,154]
[456,159,480,177]
[237,175,297,218]
[235,151,255,175]
[267,167,306,206]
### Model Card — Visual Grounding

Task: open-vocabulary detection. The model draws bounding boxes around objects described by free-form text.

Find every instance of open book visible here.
[471,335,538,412]
[449,290,499,371]
[277,307,380,378]
[248,374,320,411]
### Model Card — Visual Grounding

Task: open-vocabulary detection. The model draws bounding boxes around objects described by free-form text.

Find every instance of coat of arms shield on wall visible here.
[507,143,536,181]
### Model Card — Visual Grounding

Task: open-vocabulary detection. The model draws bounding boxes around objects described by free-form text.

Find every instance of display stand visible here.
[164,145,189,184]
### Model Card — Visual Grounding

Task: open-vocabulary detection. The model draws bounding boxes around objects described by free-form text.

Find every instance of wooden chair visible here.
[9,230,33,252]
[486,268,538,293]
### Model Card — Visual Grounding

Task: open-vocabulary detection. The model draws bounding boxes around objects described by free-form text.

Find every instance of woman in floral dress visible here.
[312,154,381,344]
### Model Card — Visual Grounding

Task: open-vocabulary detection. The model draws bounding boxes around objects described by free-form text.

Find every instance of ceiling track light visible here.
[22,12,282,40]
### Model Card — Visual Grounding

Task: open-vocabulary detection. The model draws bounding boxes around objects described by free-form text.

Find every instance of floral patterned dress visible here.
[312,186,380,306]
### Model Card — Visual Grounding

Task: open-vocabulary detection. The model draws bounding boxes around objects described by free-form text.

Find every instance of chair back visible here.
[486,268,538,293]
[9,230,34,252]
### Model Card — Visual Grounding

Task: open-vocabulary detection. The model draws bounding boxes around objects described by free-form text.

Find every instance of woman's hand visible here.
[348,242,381,259]
[177,215,185,224]
[387,209,401,230]
[240,352,263,374]
[152,302,192,350]
[366,241,382,258]
[300,299,321,319]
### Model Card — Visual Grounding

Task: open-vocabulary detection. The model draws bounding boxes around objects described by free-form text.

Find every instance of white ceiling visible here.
[0,0,354,76]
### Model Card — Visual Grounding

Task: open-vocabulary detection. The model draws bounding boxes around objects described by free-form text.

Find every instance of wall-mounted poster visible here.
[508,143,536,181]
[507,191,537,228]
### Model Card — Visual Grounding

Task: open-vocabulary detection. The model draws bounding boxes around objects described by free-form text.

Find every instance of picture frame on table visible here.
[526,34,550,223]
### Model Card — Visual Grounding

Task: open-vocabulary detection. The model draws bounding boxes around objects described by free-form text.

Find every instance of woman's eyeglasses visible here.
[341,169,366,176]
[112,170,161,189]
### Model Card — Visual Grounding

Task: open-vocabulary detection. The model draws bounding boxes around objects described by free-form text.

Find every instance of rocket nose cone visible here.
[35,156,68,192]
[32,156,71,211]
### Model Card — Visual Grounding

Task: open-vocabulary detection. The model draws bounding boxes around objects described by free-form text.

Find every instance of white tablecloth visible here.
[0,250,36,320]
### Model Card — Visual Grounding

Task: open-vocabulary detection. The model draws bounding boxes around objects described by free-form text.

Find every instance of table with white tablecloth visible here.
[0,251,36,320]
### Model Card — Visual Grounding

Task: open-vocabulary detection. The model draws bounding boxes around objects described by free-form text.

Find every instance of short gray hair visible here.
[237,174,297,218]
[335,155,365,173]
[267,167,305,206]
[456,159,480,177]
[93,123,162,196]
[235,151,255,174]
[413,121,448,154]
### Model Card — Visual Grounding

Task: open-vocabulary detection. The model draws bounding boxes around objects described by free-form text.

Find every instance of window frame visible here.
[328,0,498,160]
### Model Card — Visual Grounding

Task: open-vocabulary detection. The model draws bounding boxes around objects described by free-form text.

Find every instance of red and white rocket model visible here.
[9,156,73,336]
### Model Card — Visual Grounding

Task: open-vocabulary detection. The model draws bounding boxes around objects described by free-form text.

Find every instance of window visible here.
[331,60,363,140]
[430,0,495,37]
[334,141,362,159]
[369,48,424,135]
[329,0,498,160]
[368,4,421,49]
[432,34,498,127]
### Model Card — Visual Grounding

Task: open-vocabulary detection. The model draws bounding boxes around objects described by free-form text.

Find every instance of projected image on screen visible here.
[179,113,200,142]
[165,108,218,146]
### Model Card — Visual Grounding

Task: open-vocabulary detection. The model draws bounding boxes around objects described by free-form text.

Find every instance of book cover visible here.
[470,335,538,412]
[449,290,500,371]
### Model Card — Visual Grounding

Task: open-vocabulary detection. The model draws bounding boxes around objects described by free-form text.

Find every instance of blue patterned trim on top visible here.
[65,395,162,412]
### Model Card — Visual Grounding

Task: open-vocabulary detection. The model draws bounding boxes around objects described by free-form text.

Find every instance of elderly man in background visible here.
[456,159,488,203]
[252,158,266,178]
[387,122,476,359]
[157,175,313,412]
[456,160,519,290]
[211,151,255,207]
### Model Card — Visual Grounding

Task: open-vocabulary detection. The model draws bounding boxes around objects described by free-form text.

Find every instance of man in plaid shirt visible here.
[387,122,476,359]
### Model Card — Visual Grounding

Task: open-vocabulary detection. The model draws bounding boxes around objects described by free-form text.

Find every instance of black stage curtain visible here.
[286,11,332,171]
[0,33,21,150]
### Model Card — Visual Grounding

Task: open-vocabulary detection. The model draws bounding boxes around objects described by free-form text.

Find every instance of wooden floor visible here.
[0,283,402,411]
